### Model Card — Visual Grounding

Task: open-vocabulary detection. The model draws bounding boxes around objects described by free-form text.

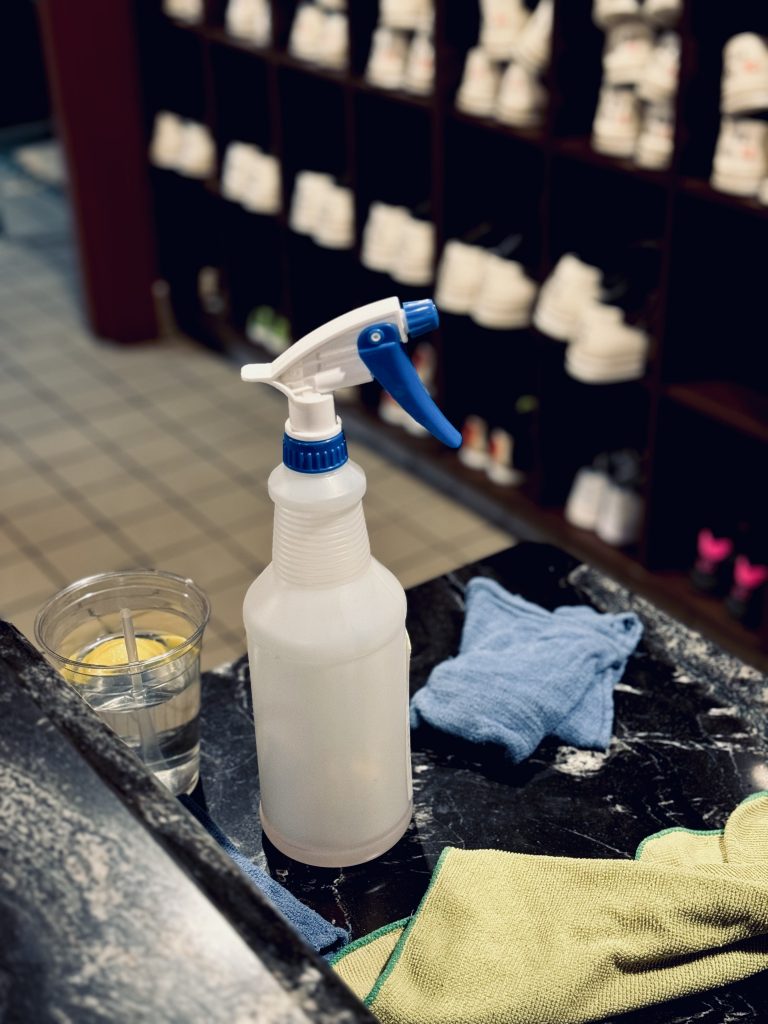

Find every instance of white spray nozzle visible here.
[242,297,407,441]
[242,297,460,448]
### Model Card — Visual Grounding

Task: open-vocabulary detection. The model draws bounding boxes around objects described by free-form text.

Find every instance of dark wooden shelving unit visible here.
[679,175,768,217]
[449,108,547,147]
[553,135,671,185]
[136,0,768,670]
[665,381,768,445]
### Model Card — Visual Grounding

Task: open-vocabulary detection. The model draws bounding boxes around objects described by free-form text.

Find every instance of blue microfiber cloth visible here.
[179,794,349,955]
[410,578,643,762]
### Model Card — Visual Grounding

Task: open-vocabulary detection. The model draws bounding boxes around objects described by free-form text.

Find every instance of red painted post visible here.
[36,0,158,342]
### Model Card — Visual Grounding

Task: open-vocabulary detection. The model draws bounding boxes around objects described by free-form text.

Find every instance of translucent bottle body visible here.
[243,459,413,867]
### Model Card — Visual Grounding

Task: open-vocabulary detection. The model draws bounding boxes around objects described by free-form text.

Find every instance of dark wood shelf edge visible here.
[449,108,548,148]
[650,570,766,662]
[196,23,271,59]
[170,20,432,104]
[350,76,433,109]
[553,137,672,187]
[664,381,768,445]
[678,176,768,218]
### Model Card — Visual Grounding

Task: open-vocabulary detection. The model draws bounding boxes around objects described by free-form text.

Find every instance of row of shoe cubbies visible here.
[136,0,768,668]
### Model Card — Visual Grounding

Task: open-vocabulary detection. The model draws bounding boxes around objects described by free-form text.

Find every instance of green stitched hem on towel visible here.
[364,847,452,1008]
[634,791,768,860]
[328,918,411,967]
[740,789,768,805]
[634,827,724,860]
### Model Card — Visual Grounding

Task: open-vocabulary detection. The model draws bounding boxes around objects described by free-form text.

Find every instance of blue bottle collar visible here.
[282,431,349,474]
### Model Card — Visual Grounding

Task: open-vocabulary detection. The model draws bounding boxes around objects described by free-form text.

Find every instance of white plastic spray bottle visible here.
[241,297,460,867]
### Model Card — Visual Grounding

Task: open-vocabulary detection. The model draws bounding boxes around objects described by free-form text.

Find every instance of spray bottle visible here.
[241,297,460,867]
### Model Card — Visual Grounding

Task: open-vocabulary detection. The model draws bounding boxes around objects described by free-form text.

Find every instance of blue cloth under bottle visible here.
[179,795,349,956]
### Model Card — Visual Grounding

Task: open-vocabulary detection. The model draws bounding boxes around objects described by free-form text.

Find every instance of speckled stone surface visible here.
[3,542,768,1023]
[198,543,768,1024]
[0,627,374,1023]
[571,562,768,740]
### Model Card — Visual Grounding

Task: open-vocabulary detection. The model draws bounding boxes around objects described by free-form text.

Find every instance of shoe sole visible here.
[592,132,638,158]
[635,141,672,169]
[458,449,489,470]
[533,303,581,340]
[721,86,768,115]
[710,170,762,196]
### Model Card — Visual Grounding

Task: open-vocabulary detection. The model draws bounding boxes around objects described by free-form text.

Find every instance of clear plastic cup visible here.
[35,570,210,795]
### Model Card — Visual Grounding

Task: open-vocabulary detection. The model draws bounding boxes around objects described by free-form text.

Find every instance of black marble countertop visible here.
[3,542,768,1023]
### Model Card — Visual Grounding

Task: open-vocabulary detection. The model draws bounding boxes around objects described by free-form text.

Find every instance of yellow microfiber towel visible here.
[331,919,409,1001]
[334,793,768,1024]
[637,790,768,867]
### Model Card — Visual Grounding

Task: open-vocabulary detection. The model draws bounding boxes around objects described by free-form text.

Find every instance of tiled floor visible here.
[0,149,515,669]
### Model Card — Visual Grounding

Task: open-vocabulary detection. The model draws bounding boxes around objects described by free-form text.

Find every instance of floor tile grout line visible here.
[193,563,267,597]
[10,356,283,448]
[6,355,282,496]
[6,518,128,557]
[2,437,269,590]
[0,367,268,573]
[44,362,290,536]
[0,412,150,533]
[208,621,248,647]
[0,424,154,567]
[434,523,516,552]
[2,587,66,620]
[116,525,248,564]
[3,349,227,417]
[2,435,483,574]
[3,503,205,561]
[0,511,71,590]
[89,495,254,537]
[5,344,245,411]
[388,514,467,550]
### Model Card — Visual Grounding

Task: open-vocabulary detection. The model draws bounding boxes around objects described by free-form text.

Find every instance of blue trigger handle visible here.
[357,321,462,449]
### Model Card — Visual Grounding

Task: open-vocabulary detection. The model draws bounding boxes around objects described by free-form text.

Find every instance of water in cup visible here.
[67,630,201,795]
[35,571,210,798]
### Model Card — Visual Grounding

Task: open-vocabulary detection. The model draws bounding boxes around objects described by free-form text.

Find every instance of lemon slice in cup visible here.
[80,635,179,667]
